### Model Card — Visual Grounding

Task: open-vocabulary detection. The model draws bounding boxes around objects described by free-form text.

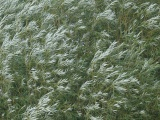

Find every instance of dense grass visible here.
[0,0,160,119]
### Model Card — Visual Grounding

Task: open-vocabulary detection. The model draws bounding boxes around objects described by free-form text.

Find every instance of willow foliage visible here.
[0,0,160,120]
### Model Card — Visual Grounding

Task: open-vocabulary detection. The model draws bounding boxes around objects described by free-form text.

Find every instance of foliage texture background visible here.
[0,0,160,119]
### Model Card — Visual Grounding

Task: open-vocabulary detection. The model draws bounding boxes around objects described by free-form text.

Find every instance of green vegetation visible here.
[0,0,160,119]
